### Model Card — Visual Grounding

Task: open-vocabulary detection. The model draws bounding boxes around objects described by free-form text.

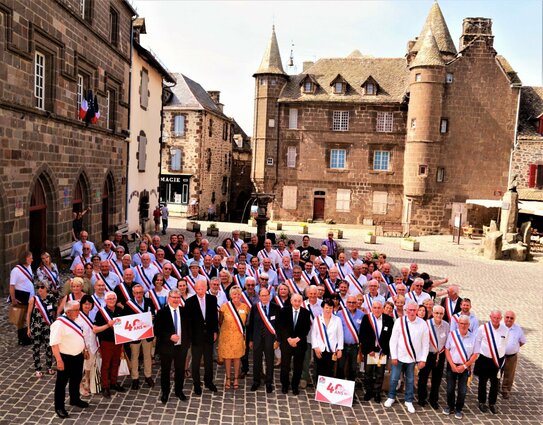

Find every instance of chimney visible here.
[460,17,493,50]
[303,61,314,72]
[207,91,223,112]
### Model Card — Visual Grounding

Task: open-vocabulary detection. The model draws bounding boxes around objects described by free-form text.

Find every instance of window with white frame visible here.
[334,82,344,94]
[174,115,185,137]
[77,74,84,114]
[282,186,298,210]
[288,108,298,129]
[336,189,351,212]
[303,81,312,93]
[332,111,349,131]
[287,146,297,168]
[446,73,454,83]
[372,191,388,215]
[440,118,448,133]
[376,112,393,132]
[34,51,45,110]
[373,150,390,171]
[80,0,86,17]
[330,149,346,169]
[365,83,375,95]
[170,148,182,171]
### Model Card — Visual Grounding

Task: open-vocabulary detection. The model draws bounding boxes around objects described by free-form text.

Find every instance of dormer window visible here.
[365,83,375,95]
[334,82,344,94]
[304,81,313,93]
[362,76,379,96]
[331,74,347,94]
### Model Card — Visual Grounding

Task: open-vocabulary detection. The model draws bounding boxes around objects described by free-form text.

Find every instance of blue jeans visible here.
[388,361,415,402]
[446,366,469,412]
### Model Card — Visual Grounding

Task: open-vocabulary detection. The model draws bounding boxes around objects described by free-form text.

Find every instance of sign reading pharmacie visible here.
[315,375,355,407]
[160,175,190,184]
[112,312,154,344]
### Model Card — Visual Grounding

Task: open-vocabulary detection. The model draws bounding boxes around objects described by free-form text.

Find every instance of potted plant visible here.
[274,222,283,231]
[401,237,420,251]
[364,232,377,244]
[206,223,219,237]
[299,222,309,234]
[279,232,287,241]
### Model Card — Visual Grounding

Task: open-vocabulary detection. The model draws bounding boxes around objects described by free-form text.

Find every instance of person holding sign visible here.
[155,289,190,403]
[311,299,344,379]
[218,286,250,390]
[360,300,394,403]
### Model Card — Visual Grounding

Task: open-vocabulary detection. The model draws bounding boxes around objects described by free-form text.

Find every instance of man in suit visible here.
[154,288,190,403]
[440,285,462,323]
[185,280,219,395]
[248,287,280,393]
[276,293,311,395]
[360,300,394,403]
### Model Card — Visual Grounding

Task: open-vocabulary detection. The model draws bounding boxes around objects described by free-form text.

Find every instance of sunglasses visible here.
[37,285,46,289]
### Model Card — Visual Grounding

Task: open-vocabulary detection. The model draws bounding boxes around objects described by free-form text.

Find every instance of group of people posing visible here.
[8,229,525,420]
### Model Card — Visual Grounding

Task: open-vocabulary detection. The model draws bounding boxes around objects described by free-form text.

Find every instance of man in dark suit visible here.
[360,299,394,402]
[185,280,219,395]
[248,287,280,393]
[154,289,190,403]
[276,293,311,395]
[440,285,462,323]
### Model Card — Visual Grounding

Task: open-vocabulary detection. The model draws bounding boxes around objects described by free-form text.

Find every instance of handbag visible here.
[8,305,26,327]
[117,352,130,376]
[90,354,102,394]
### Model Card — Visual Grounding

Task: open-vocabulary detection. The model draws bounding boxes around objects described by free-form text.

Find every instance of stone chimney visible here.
[207,91,223,112]
[302,61,314,72]
[460,17,493,50]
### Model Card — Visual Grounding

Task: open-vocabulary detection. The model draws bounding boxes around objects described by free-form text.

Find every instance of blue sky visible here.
[132,0,542,135]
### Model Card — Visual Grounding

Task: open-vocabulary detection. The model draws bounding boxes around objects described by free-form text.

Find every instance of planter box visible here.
[299,225,308,234]
[401,240,420,251]
[329,229,343,239]
[186,221,200,232]
[206,228,219,237]
[364,235,377,244]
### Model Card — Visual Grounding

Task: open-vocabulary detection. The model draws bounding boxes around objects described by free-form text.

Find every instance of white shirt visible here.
[169,305,182,345]
[91,272,121,291]
[134,264,160,291]
[405,290,431,306]
[311,314,344,352]
[132,252,156,266]
[317,255,335,269]
[476,323,509,359]
[70,240,97,257]
[98,250,115,261]
[344,273,367,296]
[10,265,35,296]
[75,315,99,354]
[445,330,479,364]
[164,275,178,290]
[259,268,278,287]
[450,312,479,334]
[336,263,352,280]
[208,290,227,307]
[504,322,526,355]
[361,294,386,312]
[389,316,429,363]
[50,317,86,355]
[258,249,281,268]
[427,319,450,353]
[70,254,92,271]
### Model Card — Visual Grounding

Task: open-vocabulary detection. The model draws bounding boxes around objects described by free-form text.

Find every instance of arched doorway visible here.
[313,190,326,221]
[102,175,114,241]
[73,175,90,239]
[29,179,47,267]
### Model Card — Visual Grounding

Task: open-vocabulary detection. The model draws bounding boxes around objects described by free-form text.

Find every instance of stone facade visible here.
[230,120,254,221]
[252,4,521,235]
[0,0,133,291]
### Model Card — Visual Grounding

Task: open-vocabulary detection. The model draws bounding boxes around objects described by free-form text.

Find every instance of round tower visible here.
[252,26,289,194]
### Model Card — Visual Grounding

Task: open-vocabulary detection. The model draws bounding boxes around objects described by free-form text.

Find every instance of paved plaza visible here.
[0,218,541,425]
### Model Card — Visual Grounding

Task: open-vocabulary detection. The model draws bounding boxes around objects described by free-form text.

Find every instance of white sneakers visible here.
[405,402,416,414]
[384,398,395,408]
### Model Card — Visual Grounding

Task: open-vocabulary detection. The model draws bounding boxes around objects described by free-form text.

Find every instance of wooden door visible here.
[313,197,325,220]
[29,180,47,267]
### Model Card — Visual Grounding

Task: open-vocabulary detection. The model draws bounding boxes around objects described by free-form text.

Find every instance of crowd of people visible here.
[8,229,526,419]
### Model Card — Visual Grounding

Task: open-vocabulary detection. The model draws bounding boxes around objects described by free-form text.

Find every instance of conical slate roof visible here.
[254,25,286,76]
[410,30,445,68]
[412,1,457,56]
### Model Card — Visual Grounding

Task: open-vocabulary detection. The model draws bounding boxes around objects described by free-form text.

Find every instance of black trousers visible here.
[241,335,250,373]
[364,362,386,396]
[191,342,214,388]
[160,345,189,396]
[54,353,84,410]
[253,337,274,385]
[280,342,307,390]
[475,355,501,405]
[417,351,446,404]
[315,351,335,379]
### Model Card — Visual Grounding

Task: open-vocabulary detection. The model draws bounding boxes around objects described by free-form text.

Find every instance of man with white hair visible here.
[134,253,159,292]
[70,243,93,271]
[501,311,526,399]
[200,239,215,258]
[259,258,278,288]
[361,280,386,314]
[367,271,388,298]
[317,245,335,269]
[344,263,367,296]
[70,230,97,257]
[440,285,462,323]
[92,260,121,292]
[405,278,431,306]
[387,283,407,304]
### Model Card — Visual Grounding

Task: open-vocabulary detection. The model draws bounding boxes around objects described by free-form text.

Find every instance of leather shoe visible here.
[418,400,427,407]
[160,395,168,404]
[239,370,247,379]
[145,377,155,388]
[70,400,89,408]
[206,383,218,392]
[131,379,140,390]
[364,392,373,401]
[111,384,126,392]
[489,405,498,414]
[266,384,273,393]
[176,392,188,401]
[374,395,382,403]
[102,388,111,398]
[194,386,202,396]
[55,409,69,419]
[292,388,299,395]
[281,386,288,394]
[479,403,488,413]
[430,401,440,410]
[250,384,259,391]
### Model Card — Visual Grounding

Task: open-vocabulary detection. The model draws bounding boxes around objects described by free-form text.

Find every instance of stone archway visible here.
[29,172,56,268]
[102,173,115,241]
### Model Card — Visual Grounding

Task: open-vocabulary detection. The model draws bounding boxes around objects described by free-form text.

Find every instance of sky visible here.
[131,0,542,136]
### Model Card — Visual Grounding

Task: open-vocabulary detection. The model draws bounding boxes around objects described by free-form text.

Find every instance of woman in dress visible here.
[36,252,61,299]
[221,238,236,258]
[75,295,99,396]
[218,286,250,390]
[57,277,86,316]
[26,281,56,377]
[9,250,35,346]
[311,298,343,378]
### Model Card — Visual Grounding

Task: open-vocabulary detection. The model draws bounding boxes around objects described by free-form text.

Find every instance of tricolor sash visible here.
[179,296,186,308]
[41,265,59,290]
[118,282,132,303]
[136,265,153,291]
[102,250,114,260]
[400,316,417,361]
[226,301,245,335]
[91,294,105,309]
[184,274,197,292]
[79,311,94,330]
[337,264,350,280]
[109,259,123,279]
[277,267,288,283]
[407,291,418,304]
[380,272,391,285]
[275,248,288,259]
[233,274,244,289]
[316,317,333,352]
[340,308,359,344]
[387,283,398,298]
[320,256,330,269]
[149,245,157,255]
[241,291,253,307]
[346,274,364,294]
[452,312,461,324]
[286,278,303,296]
[256,303,276,335]
[364,294,374,309]
[126,299,146,314]
[427,319,439,351]
[338,297,347,311]
[68,293,77,302]
[323,279,336,295]
[303,300,315,323]
[16,265,34,285]
[171,263,183,280]
[99,306,113,322]
[34,296,52,326]
[445,297,455,321]
[80,255,90,265]
[98,273,114,291]
[301,271,313,286]
[57,315,84,341]
[233,241,242,256]
[148,289,162,311]
[393,308,399,319]
[450,330,469,364]
[153,260,164,272]
[484,322,504,368]
[369,313,382,352]
[199,267,212,284]
[347,258,356,268]
[166,244,177,256]
[273,295,285,308]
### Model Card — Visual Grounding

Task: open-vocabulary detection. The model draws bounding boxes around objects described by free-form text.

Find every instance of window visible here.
[440,118,448,133]
[446,73,454,83]
[418,164,428,176]
[34,51,45,110]
[222,122,228,141]
[206,148,212,171]
[365,83,375,95]
[137,132,147,171]
[266,157,274,166]
[288,108,298,129]
[80,0,86,17]
[161,176,190,204]
[268,118,275,128]
[287,146,297,168]
[221,176,228,195]
[174,115,185,137]
[77,74,84,115]
[170,148,182,171]
[332,111,349,131]
[336,189,351,212]
[376,112,393,132]
[528,164,543,189]
[415,73,422,82]
[303,81,313,93]
[373,151,390,171]
[411,118,416,129]
[106,89,115,131]
[330,149,346,169]
[436,167,445,182]
[260,78,266,86]
[372,191,388,215]
[270,78,277,86]
[334,82,344,94]
[208,118,213,136]
[282,186,298,210]
[140,68,149,109]
[109,8,119,46]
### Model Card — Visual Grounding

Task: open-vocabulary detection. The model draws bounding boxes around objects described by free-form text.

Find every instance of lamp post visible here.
[252,193,274,241]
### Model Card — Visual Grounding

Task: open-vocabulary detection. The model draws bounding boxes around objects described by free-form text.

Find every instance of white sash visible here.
[34,296,52,326]
[256,303,276,335]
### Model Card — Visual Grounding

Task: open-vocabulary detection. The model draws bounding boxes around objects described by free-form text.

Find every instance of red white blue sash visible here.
[259,249,270,260]
[184,274,197,292]
[407,291,418,304]
[34,296,52,326]
[99,306,113,322]
[171,263,183,280]
[273,295,285,308]
[323,279,336,295]
[364,294,375,309]
[179,296,186,308]
[109,259,123,279]
[166,244,176,256]
[153,260,164,272]
[256,303,275,335]
[427,319,439,351]
[148,289,162,311]
[118,282,132,303]
[337,264,350,280]
[338,297,347,311]
[445,298,455,321]
[303,300,315,323]
[393,308,399,319]
[199,267,212,284]
[286,278,303,296]
[149,245,157,255]
[136,265,153,291]
[102,250,114,260]
[226,301,245,335]
[277,268,288,283]
[275,248,288,259]
[369,313,382,351]
[57,315,84,341]
[388,283,398,298]
[316,317,333,352]
[346,274,364,294]
[400,316,416,361]
[97,273,114,291]
[233,241,242,256]
[80,255,90,265]
[68,293,77,302]
[126,299,146,314]
[347,258,356,268]
[301,271,313,286]
[246,267,255,278]
[16,265,34,285]
[340,308,359,344]
[452,312,461,323]
[41,265,59,290]
[91,294,105,309]
[241,291,253,307]
[484,322,503,368]
[79,311,94,330]
[450,330,469,364]
[320,256,331,269]
[233,274,244,288]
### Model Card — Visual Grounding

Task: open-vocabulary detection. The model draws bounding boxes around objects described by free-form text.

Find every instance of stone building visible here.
[252,3,521,235]
[127,18,175,234]
[230,119,254,221]
[160,74,234,220]
[0,0,134,290]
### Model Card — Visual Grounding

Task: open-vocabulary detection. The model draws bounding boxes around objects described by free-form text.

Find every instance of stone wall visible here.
[512,139,543,188]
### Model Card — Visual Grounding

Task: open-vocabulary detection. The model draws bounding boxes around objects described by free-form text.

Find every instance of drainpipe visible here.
[125,15,136,223]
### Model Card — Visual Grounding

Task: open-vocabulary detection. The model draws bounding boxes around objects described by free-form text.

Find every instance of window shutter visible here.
[138,135,147,171]
[289,108,298,129]
[528,164,536,188]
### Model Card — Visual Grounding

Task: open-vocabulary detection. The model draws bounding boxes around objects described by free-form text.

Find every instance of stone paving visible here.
[0,218,542,425]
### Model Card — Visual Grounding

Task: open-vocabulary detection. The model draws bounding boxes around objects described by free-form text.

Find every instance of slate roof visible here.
[518,86,543,139]
[278,57,409,104]
[411,1,457,55]
[254,26,286,76]
[496,56,522,86]
[410,30,445,68]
